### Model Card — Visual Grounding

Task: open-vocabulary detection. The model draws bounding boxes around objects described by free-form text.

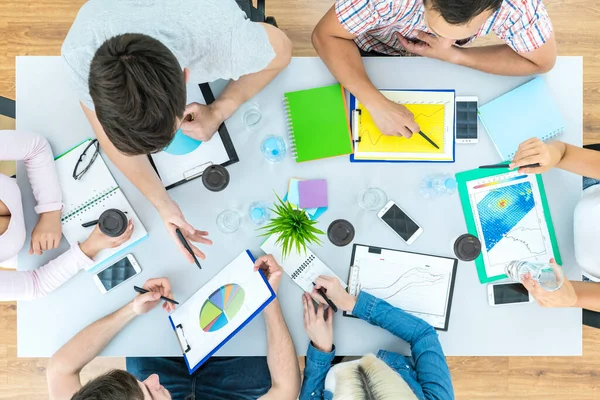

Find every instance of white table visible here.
[16,56,583,357]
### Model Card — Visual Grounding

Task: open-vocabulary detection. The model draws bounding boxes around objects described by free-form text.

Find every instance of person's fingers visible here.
[521,275,536,293]
[137,291,161,304]
[168,227,194,263]
[187,231,213,245]
[327,306,334,327]
[518,166,545,175]
[398,126,413,138]
[40,239,48,251]
[302,294,310,328]
[144,278,172,294]
[512,148,542,165]
[29,241,34,255]
[415,30,433,44]
[512,155,544,169]
[396,34,413,50]
[188,242,207,260]
[173,218,196,237]
[311,289,327,305]
[317,303,325,320]
[406,119,420,134]
[33,240,42,256]
[315,276,333,289]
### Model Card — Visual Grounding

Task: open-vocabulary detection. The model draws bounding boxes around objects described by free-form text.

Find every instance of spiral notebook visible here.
[478,77,565,161]
[284,84,353,163]
[55,139,148,273]
[260,234,346,293]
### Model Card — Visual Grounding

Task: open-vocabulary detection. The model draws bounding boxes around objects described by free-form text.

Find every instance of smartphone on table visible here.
[487,282,534,306]
[455,96,478,144]
[377,200,423,245]
[92,254,141,294]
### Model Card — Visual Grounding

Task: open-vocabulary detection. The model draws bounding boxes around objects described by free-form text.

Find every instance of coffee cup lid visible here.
[202,165,230,192]
[99,209,128,237]
[454,234,482,261]
[327,219,355,247]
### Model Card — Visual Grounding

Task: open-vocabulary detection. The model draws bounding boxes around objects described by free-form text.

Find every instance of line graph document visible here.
[348,245,457,330]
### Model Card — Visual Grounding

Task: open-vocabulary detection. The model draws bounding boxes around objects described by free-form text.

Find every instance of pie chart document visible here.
[169,251,275,374]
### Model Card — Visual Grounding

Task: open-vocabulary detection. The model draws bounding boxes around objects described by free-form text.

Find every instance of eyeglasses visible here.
[72,139,100,180]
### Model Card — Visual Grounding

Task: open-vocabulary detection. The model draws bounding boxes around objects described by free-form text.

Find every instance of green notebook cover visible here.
[284,84,352,162]
[455,167,561,284]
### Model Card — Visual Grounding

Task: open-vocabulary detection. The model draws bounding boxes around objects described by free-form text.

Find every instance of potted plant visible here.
[260,195,324,257]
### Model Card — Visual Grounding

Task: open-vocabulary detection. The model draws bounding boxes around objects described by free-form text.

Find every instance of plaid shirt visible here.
[336,0,553,55]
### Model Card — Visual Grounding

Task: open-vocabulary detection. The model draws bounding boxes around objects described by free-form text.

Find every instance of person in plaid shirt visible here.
[312,0,557,138]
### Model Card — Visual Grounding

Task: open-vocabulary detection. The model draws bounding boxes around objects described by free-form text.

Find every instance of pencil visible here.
[312,282,338,313]
[175,228,202,270]
[479,163,540,169]
[417,130,440,149]
[133,286,179,305]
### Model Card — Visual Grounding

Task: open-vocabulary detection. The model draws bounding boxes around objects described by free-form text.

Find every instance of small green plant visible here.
[260,194,324,257]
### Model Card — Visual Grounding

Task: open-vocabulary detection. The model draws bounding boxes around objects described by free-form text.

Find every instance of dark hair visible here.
[89,33,186,155]
[71,369,144,400]
[426,0,503,25]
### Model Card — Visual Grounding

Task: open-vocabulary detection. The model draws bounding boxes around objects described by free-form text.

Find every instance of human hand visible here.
[367,98,419,138]
[312,276,356,313]
[79,220,134,259]
[132,278,176,315]
[180,102,224,142]
[521,258,576,308]
[158,199,212,263]
[509,139,566,174]
[302,292,333,352]
[30,210,62,255]
[396,30,460,63]
[254,255,283,294]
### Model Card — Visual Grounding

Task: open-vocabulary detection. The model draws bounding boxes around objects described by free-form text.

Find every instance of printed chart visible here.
[199,284,245,333]
[358,104,445,154]
[348,245,457,330]
[467,172,554,278]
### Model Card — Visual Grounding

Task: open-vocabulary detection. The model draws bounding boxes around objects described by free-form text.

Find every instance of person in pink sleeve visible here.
[0,130,133,301]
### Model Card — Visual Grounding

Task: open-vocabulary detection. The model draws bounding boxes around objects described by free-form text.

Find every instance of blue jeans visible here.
[583,177,600,191]
[126,356,271,400]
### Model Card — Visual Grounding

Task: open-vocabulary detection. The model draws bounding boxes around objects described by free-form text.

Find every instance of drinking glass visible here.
[505,260,564,291]
[357,187,387,211]
[216,210,241,234]
[240,102,262,133]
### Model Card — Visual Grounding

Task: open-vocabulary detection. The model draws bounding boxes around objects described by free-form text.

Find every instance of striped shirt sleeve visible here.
[495,0,553,53]
[335,0,411,37]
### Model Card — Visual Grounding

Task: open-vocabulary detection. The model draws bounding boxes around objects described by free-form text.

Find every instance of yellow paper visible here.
[357,104,445,154]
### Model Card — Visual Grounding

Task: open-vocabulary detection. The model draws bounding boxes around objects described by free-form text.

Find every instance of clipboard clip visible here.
[183,162,213,181]
[351,109,361,143]
[175,324,191,353]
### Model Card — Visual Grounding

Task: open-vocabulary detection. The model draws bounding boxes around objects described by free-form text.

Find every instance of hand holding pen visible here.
[312,276,357,313]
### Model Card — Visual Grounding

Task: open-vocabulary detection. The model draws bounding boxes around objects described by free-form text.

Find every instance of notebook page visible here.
[478,77,565,161]
[260,234,346,292]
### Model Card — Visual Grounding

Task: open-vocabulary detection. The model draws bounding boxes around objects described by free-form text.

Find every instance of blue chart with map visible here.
[477,182,535,252]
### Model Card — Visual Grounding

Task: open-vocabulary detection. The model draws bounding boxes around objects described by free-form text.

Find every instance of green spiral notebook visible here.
[455,168,561,283]
[284,84,352,162]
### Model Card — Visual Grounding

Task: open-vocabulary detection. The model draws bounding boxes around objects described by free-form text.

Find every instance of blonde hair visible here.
[333,354,418,400]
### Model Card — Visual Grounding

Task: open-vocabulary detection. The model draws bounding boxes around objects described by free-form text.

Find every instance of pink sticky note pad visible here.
[298,179,328,209]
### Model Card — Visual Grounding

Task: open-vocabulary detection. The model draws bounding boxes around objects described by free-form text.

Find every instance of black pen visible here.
[133,286,179,305]
[479,163,540,169]
[417,130,440,149]
[176,228,202,270]
[312,282,338,313]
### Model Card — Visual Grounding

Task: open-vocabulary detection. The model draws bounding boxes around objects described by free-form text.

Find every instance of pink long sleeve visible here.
[0,130,63,214]
[0,243,93,301]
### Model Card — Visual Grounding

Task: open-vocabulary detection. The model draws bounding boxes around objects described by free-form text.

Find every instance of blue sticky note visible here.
[163,129,202,155]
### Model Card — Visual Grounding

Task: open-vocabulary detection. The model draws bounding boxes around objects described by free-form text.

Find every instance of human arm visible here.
[80,105,212,262]
[299,292,335,400]
[0,130,63,254]
[46,277,174,400]
[181,23,292,141]
[255,255,301,400]
[510,139,600,179]
[0,222,133,301]
[313,277,454,399]
[312,6,418,137]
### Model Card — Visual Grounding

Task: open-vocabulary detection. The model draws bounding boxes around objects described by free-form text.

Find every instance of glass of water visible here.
[249,202,271,225]
[216,210,241,234]
[261,135,286,163]
[357,187,387,211]
[240,102,262,133]
[505,260,564,291]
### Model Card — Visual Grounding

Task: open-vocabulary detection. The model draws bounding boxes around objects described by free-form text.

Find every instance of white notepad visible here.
[346,244,457,330]
[54,140,148,273]
[168,250,275,374]
[260,234,346,292]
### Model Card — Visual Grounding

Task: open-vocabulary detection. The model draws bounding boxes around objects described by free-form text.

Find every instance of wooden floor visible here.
[1,0,600,398]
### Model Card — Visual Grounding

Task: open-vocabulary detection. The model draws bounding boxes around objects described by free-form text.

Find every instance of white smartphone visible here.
[487,282,534,306]
[377,200,423,245]
[455,96,478,144]
[92,254,141,294]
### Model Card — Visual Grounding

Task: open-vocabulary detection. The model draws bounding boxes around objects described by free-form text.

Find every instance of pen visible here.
[479,163,540,169]
[133,286,179,305]
[312,282,338,313]
[176,228,202,270]
[417,130,440,149]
